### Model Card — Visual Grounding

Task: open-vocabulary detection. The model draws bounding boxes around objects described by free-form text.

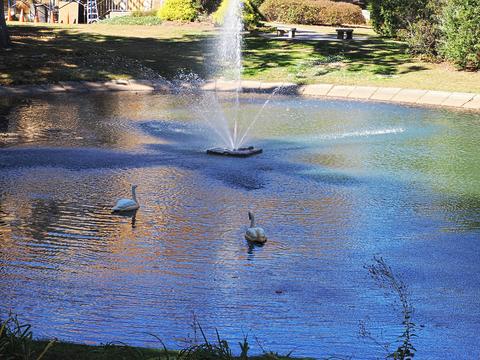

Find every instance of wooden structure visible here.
[97,0,156,18]
[58,0,83,23]
[4,0,161,23]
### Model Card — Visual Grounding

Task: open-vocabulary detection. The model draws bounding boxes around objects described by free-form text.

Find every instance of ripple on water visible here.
[0,93,479,358]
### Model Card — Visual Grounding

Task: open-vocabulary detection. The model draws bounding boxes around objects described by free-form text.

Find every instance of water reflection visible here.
[0,93,479,358]
[113,210,138,228]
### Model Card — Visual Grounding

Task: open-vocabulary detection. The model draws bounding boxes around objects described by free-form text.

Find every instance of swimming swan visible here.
[112,185,140,212]
[245,211,267,244]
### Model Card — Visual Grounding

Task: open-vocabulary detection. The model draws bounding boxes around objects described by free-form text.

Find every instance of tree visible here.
[441,0,480,70]
[0,0,12,48]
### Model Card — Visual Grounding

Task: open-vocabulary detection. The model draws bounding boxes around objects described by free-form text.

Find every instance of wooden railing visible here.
[97,0,147,18]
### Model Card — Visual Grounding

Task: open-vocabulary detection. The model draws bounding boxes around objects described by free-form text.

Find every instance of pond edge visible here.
[1,79,479,111]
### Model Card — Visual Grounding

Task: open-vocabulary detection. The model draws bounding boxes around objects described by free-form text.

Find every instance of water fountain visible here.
[204,0,263,157]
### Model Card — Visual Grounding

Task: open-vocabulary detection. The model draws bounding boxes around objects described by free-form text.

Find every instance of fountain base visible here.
[206,146,263,157]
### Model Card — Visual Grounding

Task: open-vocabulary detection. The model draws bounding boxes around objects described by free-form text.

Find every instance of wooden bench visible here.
[336,28,354,40]
[276,27,296,38]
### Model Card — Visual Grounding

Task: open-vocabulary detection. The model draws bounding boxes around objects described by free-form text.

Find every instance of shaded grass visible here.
[31,340,308,360]
[31,340,307,360]
[0,23,216,85]
[2,313,310,360]
[1,22,480,92]
[31,341,171,360]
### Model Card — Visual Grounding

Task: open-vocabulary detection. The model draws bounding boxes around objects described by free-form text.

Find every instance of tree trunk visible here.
[0,0,12,49]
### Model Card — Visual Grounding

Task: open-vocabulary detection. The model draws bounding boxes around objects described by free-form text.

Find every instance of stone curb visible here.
[1,80,479,111]
[200,81,480,110]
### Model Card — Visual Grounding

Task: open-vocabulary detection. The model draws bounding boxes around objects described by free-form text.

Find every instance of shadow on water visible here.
[0,117,362,191]
[0,92,480,358]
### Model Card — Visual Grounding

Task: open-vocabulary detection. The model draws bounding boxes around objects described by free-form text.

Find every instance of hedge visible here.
[259,0,365,26]
[157,0,199,21]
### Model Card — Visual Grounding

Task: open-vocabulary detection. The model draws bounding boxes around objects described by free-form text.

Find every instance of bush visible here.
[400,19,441,59]
[370,0,431,37]
[259,0,365,26]
[441,0,480,70]
[157,0,200,21]
[200,0,222,13]
[131,10,158,17]
[212,0,263,29]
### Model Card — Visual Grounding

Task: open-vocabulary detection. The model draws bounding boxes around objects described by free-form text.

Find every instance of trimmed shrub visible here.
[259,0,365,26]
[157,0,200,21]
[212,0,262,29]
[441,0,480,70]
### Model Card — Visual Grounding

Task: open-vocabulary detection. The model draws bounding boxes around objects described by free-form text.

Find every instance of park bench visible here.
[276,27,296,39]
[336,28,354,40]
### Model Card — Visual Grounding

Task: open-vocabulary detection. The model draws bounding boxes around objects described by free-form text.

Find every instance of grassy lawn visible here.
[1,22,480,93]
[0,22,216,85]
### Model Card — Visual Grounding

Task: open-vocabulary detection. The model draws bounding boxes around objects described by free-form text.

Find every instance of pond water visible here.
[0,93,479,359]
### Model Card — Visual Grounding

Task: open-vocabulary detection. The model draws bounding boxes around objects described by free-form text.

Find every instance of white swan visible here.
[112,185,140,212]
[245,211,267,244]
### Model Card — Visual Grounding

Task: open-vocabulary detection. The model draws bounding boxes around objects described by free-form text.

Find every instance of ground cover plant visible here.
[100,11,163,26]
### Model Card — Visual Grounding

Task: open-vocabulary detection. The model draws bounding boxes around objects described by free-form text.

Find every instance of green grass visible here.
[1,22,480,92]
[242,32,480,92]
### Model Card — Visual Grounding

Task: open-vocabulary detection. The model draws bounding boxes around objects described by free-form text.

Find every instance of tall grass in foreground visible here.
[364,257,416,360]
[2,257,416,360]
[151,322,294,360]
[0,313,55,360]
[1,314,297,360]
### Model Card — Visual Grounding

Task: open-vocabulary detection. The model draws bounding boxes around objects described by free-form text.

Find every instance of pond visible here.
[0,92,479,358]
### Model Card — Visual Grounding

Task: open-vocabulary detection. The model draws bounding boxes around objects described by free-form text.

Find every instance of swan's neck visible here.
[249,214,255,228]
[131,187,138,203]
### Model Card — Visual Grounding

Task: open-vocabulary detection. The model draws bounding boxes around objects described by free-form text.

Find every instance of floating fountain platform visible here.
[206,146,262,157]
